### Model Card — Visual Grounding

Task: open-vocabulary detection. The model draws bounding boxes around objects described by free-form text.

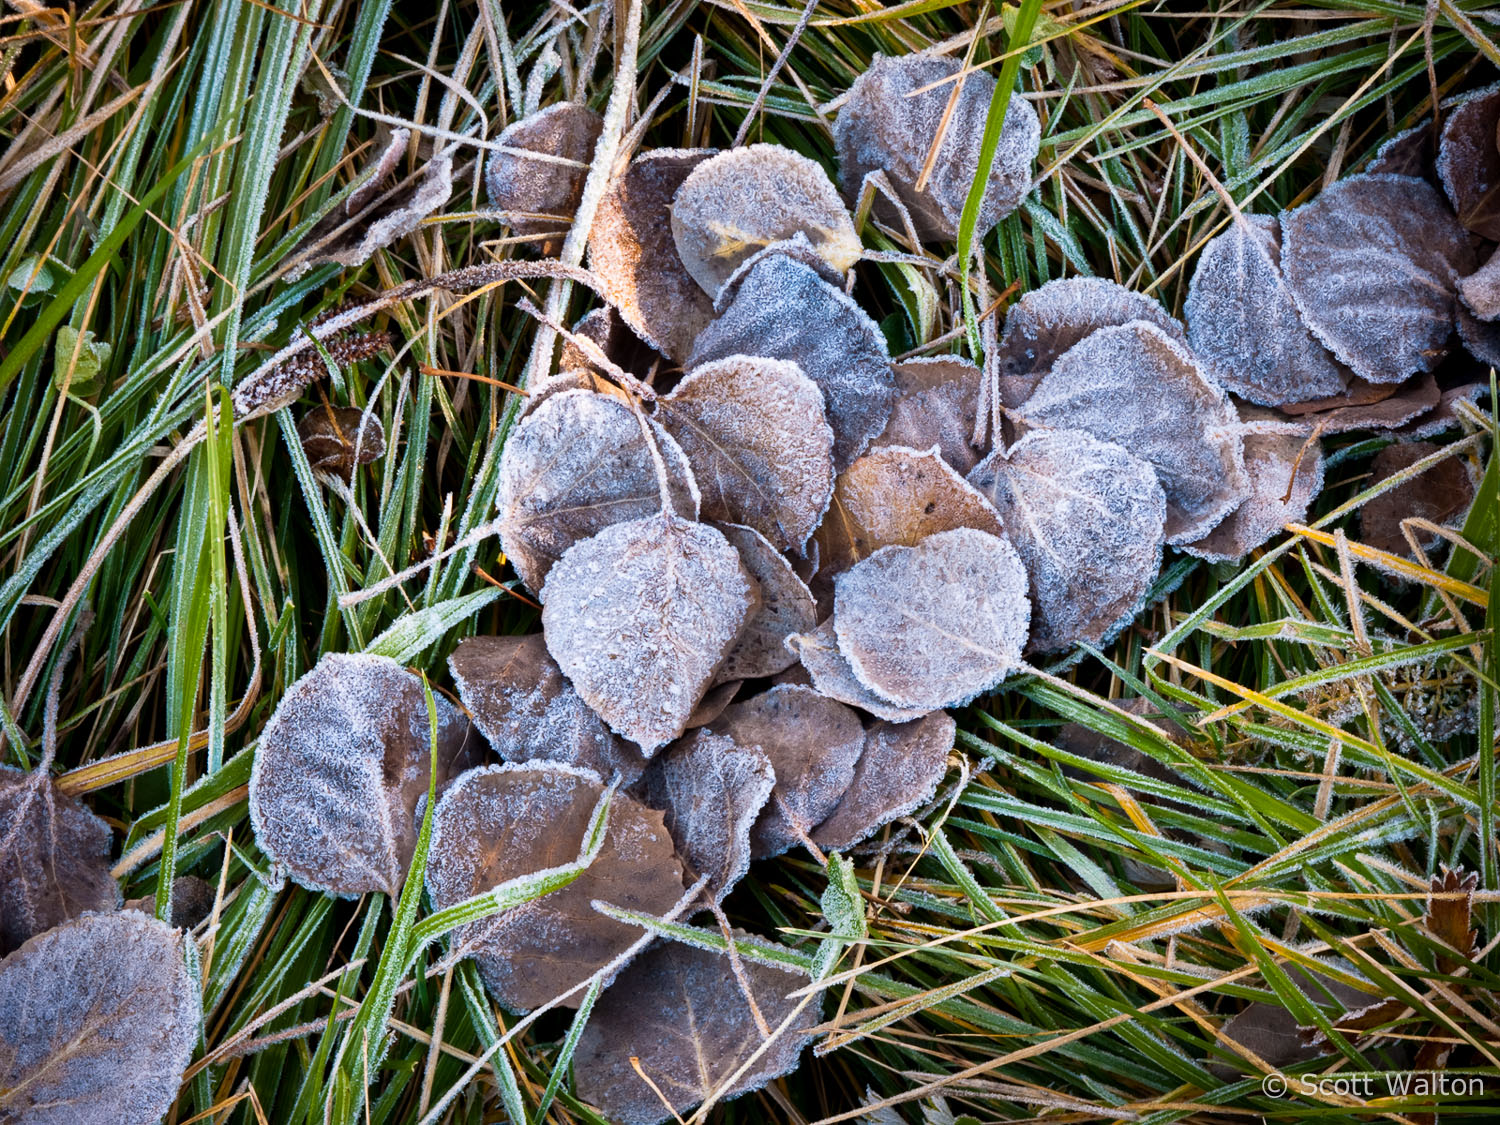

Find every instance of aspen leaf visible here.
[713,522,817,682]
[1436,82,1500,240]
[784,621,928,723]
[248,653,482,897]
[487,103,603,254]
[1459,249,1500,322]
[1358,441,1475,559]
[813,711,955,851]
[540,514,757,754]
[297,404,385,480]
[424,763,685,1012]
[873,356,983,473]
[1213,963,1369,1076]
[1367,119,1436,180]
[1275,372,1441,434]
[554,305,662,384]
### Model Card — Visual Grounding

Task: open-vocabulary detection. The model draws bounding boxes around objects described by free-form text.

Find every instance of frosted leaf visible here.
[555,306,662,384]
[812,711,954,851]
[1185,215,1350,405]
[713,232,847,308]
[0,765,119,954]
[124,876,215,931]
[449,635,645,784]
[248,652,482,897]
[297,404,385,480]
[540,514,757,754]
[1359,441,1475,558]
[1181,406,1325,563]
[425,764,685,1012]
[873,356,983,473]
[0,911,200,1125]
[1281,173,1475,383]
[655,356,835,551]
[833,52,1040,241]
[713,684,864,858]
[687,253,896,469]
[1436,82,1500,240]
[1459,249,1500,321]
[636,729,774,902]
[784,622,927,723]
[685,679,742,730]
[994,277,1186,408]
[573,934,817,1125]
[1458,303,1500,369]
[832,527,1030,710]
[670,144,862,297]
[1401,378,1491,439]
[713,522,817,682]
[813,444,1004,580]
[497,389,700,593]
[589,148,718,361]
[486,103,603,254]
[1276,372,1441,434]
[1367,119,1436,180]
[1019,320,1249,545]
[967,429,1165,653]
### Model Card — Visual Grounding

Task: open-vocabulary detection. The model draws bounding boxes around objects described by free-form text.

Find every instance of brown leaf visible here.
[1400,377,1492,439]
[670,143,862,297]
[247,653,483,897]
[0,911,201,1125]
[448,635,645,783]
[1436,81,1500,240]
[588,148,718,361]
[714,684,865,858]
[1054,698,1193,811]
[1358,441,1475,558]
[1275,372,1441,434]
[124,876,215,932]
[486,103,603,254]
[832,527,1030,710]
[813,711,955,851]
[784,621,928,723]
[1425,866,1479,966]
[1459,247,1500,321]
[424,763,686,1012]
[497,388,700,594]
[872,356,983,473]
[0,765,119,954]
[297,404,385,479]
[712,522,817,682]
[833,52,1039,240]
[655,356,835,552]
[555,306,664,383]
[1213,963,1370,1075]
[573,935,817,1125]
[968,429,1166,653]
[540,514,757,754]
[1367,119,1438,181]
[1457,301,1500,370]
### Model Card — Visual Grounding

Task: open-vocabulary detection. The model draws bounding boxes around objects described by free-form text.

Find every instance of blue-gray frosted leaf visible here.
[656,356,835,552]
[1019,320,1248,545]
[671,144,862,297]
[1436,82,1500,240]
[688,253,896,469]
[487,103,603,254]
[1281,173,1475,383]
[833,527,1030,710]
[873,356,982,473]
[637,729,774,902]
[425,763,685,1013]
[573,935,817,1125]
[784,621,927,723]
[813,711,954,851]
[449,634,645,784]
[555,306,662,384]
[1367,119,1436,180]
[713,522,817,682]
[589,148,718,361]
[497,389,700,594]
[967,429,1165,653]
[1185,215,1349,405]
[1459,249,1500,321]
[0,765,119,954]
[540,514,757,754]
[713,684,865,858]
[0,911,200,1125]
[248,653,482,897]
[834,52,1040,241]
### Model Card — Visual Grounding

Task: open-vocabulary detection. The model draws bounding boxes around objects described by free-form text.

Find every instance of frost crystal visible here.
[813,711,955,851]
[486,103,603,254]
[712,522,818,682]
[873,356,983,473]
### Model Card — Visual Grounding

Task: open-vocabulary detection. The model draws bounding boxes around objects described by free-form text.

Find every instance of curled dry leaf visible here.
[1020,320,1247,544]
[784,621,927,723]
[1459,249,1500,321]
[833,527,1030,711]
[1358,441,1475,559]
[1275,372,1441,434]
[1281,173,1474,383]
[993,277,1185,408]
[636,729,775,902]
[1401,378,1491,439]
[813,711,955,851]
[486,103,603,254]
[873,356,982,473]
[1436,81,1500,240]
[670,144,862,297]
[248,653,482,897]
[1181,408,1325,562]
[589,148,718,361]
[573,935,817,1125]
[687,252,896,470]
[425,764,685,1012]
[297,404,386,479]
[1185,215,1350,405]
[0,765,120,954]
[655,355,835,552]
[449,635,645,783]
[0,911,201,1125]
[834,52,1040,241]
[497,389,700,594]
[555,305,662,384]
[540,514,757,754]
[967,429,1165,653]
[713,684,865,858]
[814,444,1004,580]
[713,522,817,682]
